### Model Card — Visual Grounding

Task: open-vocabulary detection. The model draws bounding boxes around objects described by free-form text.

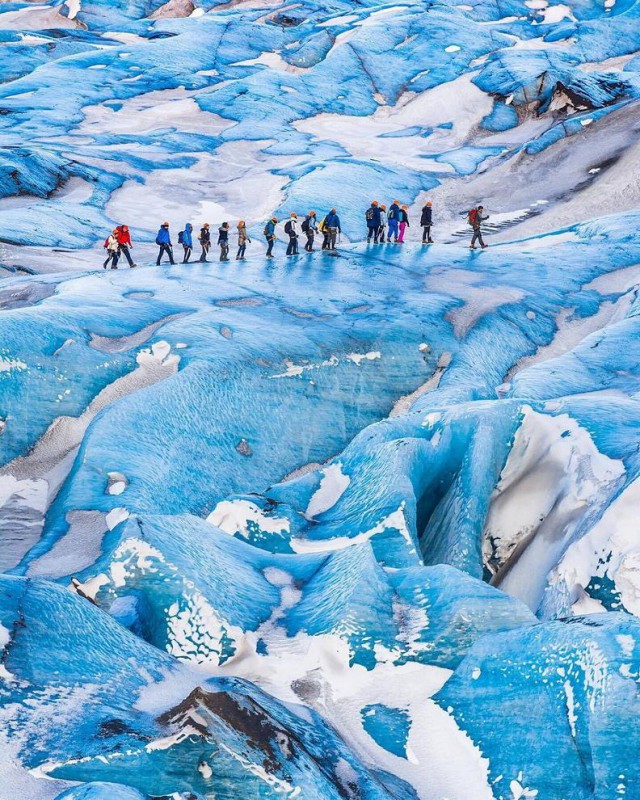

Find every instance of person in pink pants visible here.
[398,205,410,243]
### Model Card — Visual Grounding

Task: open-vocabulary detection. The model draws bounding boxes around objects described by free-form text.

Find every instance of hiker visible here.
[156,222,175,265]
[378,204,387,243]
[468,205,489,249]
[103,229,120,269]
[319,216,330,250]
[398,205,409,243]
[387,200,400,242]
[218,222,230,261]
[115,224,136,268]
[264,217,277,258]
[324,208,341,250]
[366,201,382,243]
[236,220,250,260]
[179,223,193,263]
[302,211,317,252]
[198,223,211,262]
[284,212,299,256]
[421,201,433,244]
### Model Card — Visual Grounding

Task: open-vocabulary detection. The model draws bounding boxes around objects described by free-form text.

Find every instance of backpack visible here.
[263,224,270,236]
[103,237,110,248]
[284,220,293,236]
[155,235,162,245]
[301,218,310,233]
[388,207,397,220]
[365,207,374,221]
[178,230,184,244]
[467,209,478,226]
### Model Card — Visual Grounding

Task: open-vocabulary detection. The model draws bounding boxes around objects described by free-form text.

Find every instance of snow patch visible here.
[306,463,350,518]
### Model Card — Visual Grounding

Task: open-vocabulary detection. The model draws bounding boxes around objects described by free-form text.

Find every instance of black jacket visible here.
[420,206,432,226]
[199,227,210,244]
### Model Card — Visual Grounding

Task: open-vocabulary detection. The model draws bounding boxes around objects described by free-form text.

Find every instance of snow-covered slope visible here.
[1,1,640,799]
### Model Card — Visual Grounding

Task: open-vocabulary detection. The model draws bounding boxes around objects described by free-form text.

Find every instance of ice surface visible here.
[2,0,640,797]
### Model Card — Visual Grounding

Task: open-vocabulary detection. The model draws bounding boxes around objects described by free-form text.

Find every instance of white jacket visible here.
[105,234,119,252]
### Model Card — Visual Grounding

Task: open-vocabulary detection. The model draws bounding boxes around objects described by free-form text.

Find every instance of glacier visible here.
[1,0,640,798]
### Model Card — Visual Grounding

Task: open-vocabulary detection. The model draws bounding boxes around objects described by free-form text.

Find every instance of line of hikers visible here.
[363,200,488,248]
[102,203,490,268]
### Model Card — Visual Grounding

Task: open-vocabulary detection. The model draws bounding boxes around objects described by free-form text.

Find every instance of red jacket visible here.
[116,226,132,246]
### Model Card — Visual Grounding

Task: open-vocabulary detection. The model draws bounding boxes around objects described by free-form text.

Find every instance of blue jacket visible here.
[265,220,276,237]
[366,206,381,227]
[325,212,341,229]
[388,203,400,221]
[182,223,193,248]
[156,226,171,245]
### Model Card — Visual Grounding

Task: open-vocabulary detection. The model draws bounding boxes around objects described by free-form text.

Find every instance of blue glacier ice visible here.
[1,0,640,797]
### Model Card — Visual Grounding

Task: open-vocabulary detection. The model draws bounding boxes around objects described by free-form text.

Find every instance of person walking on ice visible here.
[236,220,250,260]
[366,201,381,243]
[468,205,489,249]
[284,213,299,256]
[218,222,230,261]
[103,229,120,269]
[377,204,387,243]
[421,201,433,244]
[324,208,341,250]
[156,222,175,266]
[319,216,330,250]
[387,200,400,242]
[198,223,211,262]
[115,224,136,267]
[264,217,277,258]
[179,223,193,263]
[302,211,317,252]
[398,205,409,243]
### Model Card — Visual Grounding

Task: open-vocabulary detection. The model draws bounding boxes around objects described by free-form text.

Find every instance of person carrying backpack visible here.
[264,217,277,258]
[324,208,341,250]
[387,201,401,242]
[218,222,230,261]
[198,223,211,262]
[236,220,251,260]
[421,201,433,244]
[156,222,175,266]
[366,201,382,243]
[115,224,136,268]
[319,216,330,250]
[179,223,193,263]
[103,229,120,269]
[398,205,409,243]
[302,211,317,252]
[468,204,489,249]
[378,204,387,243]
[284,212,299,256]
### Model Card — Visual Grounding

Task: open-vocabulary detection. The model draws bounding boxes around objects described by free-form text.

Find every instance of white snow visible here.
[550,478,640,616]
[485,407,624,610]
[64,0,81,20]
[291,502,417,556]
[294,74,493,171]
[346,351,381,365]
[564,680,577,737]
[305,463,350,518]
[106,507,130,530]
[271,352,380,379]
[207,499,290,536]
[0,357,27,373]
[538,3,576,23]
